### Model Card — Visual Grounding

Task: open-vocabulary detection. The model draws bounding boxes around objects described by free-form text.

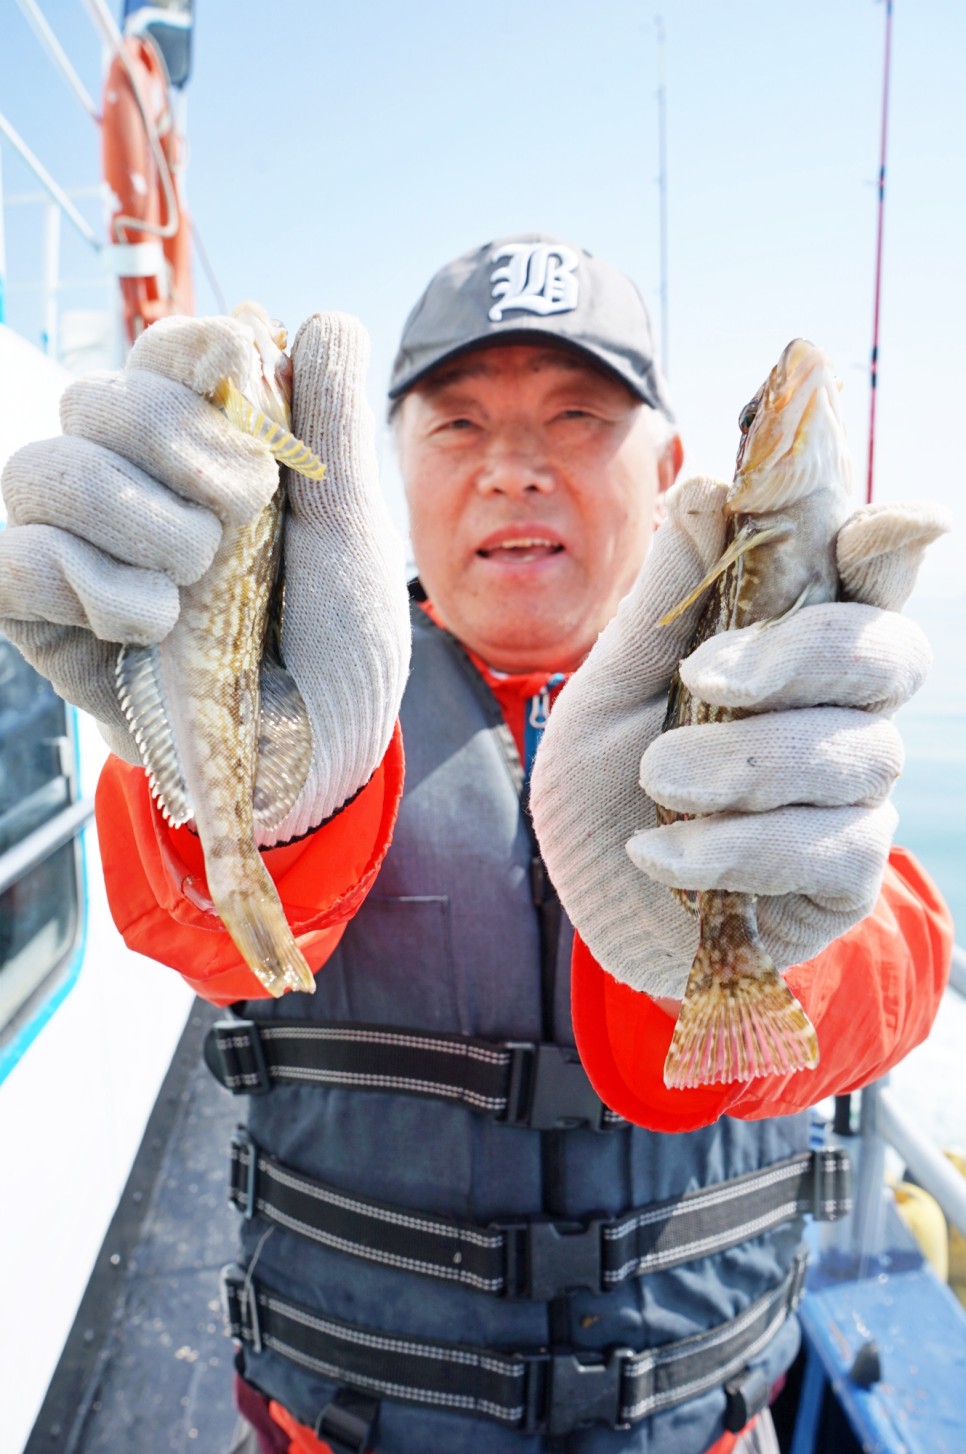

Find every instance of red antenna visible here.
[867,0,894,504]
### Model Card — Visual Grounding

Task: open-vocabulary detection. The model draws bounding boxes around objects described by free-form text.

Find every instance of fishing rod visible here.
[867,0,894,505]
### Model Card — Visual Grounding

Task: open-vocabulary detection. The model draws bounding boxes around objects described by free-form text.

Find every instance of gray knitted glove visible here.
[0,311,410,843]
[530,476,947,1001]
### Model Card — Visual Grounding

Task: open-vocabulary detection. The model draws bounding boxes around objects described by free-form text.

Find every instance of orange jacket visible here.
[95,668,952,1133]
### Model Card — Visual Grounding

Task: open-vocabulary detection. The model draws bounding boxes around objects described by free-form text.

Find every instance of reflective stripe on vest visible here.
[225,604,817,1451]
[221,1253,808,1439]
[205,1017,624,1130]
[228,1130,850,1300]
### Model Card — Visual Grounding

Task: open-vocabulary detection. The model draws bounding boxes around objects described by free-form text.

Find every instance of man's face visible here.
[397,343,682,672]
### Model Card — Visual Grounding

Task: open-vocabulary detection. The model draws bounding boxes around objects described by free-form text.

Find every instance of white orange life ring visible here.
[101,35,194,346]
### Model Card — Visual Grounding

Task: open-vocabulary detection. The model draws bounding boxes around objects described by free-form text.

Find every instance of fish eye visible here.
[738,401,758,434]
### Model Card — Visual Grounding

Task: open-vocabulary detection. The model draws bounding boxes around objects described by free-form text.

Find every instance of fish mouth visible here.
[729,338,851,513]
[475,530,566,565]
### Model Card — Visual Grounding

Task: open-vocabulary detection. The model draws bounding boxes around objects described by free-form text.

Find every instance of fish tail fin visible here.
[215,377,327,482]
[663,903,818,1088]
[658,522,791,627]
[217,885,316,999]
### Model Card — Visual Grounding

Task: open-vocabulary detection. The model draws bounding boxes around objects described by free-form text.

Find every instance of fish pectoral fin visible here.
[116,645,194,827]
[658,522,791,628]
[663,921,819,1088]
[253,658,314,835]
[756,583,813,631]
[216,377,326,482]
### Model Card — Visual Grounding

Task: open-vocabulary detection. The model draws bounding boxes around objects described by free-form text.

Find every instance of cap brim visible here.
[388,328,656,405]
[571,934,736,1131]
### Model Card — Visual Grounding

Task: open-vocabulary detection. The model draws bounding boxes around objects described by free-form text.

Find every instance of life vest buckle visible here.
[230,1127,258,1219]
[314,1388,379,1454]
[220,1262,263,1356]
[723,1364,771,1433]
[500,1215,606,1299]
[503,1041,609,1131]
[205,1018,272,1095]
[524,1345,634,1436]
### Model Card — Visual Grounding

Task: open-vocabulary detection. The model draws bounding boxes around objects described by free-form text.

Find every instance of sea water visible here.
[892,594,965,937]
[887,593,965,1153]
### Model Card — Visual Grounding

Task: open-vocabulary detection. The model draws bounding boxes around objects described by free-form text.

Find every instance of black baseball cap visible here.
[389,234,675,421]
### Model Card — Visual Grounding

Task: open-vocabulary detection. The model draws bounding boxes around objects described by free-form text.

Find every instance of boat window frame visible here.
[0,636,91,1082]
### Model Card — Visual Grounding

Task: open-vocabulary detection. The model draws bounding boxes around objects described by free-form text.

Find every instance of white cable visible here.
[0,110,99,248]
[14,0,101,122]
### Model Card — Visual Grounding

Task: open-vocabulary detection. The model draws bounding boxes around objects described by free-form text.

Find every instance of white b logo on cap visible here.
[488,244,579,322]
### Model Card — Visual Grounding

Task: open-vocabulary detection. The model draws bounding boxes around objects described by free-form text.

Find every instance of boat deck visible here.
[24,997,966,1454]
[25,999,240,1453]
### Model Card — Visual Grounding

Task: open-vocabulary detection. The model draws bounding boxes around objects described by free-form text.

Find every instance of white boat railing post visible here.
[852,1077,890,1269]
[875,1084,966,1239]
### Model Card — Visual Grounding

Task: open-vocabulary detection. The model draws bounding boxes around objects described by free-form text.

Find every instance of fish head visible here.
[232,301,293,427]
[728,338,851,514]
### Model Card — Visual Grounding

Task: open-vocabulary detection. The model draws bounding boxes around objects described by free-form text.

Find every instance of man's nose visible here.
[477,437,555,496]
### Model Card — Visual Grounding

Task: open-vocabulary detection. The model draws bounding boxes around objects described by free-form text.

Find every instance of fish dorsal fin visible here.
[214,377,327,482]
[253,657,314,835]
[116,645,194,827]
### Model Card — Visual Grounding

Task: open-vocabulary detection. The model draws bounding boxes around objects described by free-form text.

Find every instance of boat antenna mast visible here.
[867,0,894,504]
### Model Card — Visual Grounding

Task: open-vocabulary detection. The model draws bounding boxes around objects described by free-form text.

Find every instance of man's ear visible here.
[654,433,684,524]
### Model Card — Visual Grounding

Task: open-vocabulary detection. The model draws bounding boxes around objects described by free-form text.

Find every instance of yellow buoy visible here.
[944,1150,966,1308]
[893,1181,949,1282]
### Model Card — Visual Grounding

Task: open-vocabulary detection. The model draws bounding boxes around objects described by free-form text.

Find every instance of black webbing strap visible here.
[221,1252,808,1437]
[205,1017,623,1131]
[227,1133,850,1301]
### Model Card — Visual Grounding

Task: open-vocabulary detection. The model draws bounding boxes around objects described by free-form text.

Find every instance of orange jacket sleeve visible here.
[571,847,954,1132]
[94,723,405,1006]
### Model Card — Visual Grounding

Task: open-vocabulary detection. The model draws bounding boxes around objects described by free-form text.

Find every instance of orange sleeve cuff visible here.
[94,723,405,1006]
[571,846,954,1132]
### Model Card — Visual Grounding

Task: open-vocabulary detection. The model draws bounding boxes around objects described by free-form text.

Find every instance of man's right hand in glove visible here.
[0,311,411,845]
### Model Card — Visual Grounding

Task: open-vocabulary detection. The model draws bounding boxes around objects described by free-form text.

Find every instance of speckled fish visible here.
[657,338,853,1088]
[117,303,325,997]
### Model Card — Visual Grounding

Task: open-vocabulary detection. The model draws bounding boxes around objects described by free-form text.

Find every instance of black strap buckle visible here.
[220,1263,262,1355]
[204,1019,272,1095]
[812,1146,852,1221]
[525,1346,633,1436]
[501,1216,606,1299]
[723,1364,771,1434]
[230,1127,258,1219]
[503,1042,608,1130]
[315,1389,379,1454]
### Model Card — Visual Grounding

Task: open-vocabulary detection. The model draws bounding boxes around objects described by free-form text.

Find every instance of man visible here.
[0,235,951,1454]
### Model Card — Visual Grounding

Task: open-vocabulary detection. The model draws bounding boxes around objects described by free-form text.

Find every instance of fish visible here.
[655,338,853,1088]
[116,302,325,997]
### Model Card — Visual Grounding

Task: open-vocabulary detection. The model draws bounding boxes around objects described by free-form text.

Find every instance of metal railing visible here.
[0,798,95,897]
[842,942,966,1262]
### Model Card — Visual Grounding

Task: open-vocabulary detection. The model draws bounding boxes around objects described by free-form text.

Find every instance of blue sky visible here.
[1,0,963,592]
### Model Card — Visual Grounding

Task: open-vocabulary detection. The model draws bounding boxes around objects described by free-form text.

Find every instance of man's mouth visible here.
[476,536,566,564]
